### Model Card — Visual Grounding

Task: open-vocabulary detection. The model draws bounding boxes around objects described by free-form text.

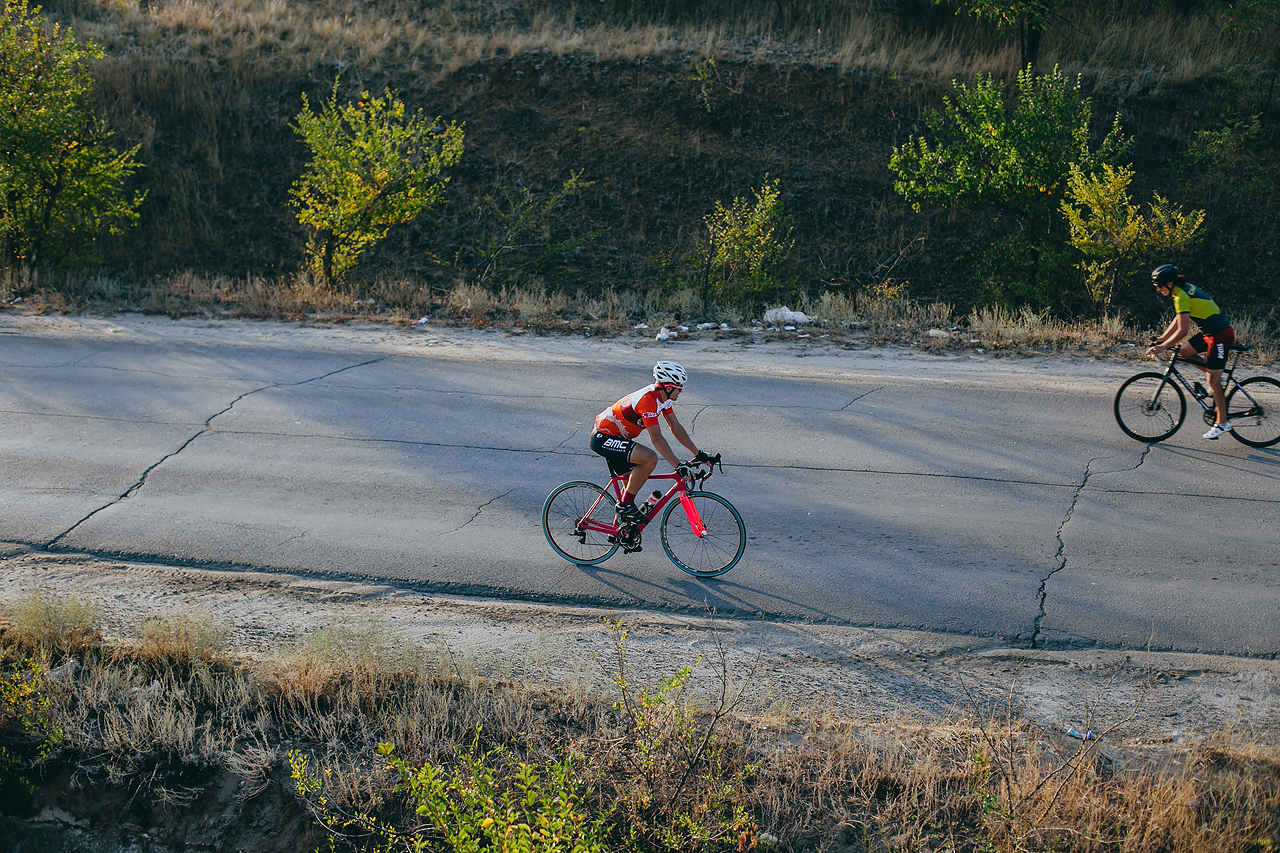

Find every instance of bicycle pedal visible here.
[621,544,643,554]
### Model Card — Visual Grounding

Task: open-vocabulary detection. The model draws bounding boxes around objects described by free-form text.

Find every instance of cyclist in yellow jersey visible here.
[1147,264,1236,439]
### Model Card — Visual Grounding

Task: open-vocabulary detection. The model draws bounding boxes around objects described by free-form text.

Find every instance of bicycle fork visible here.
[679,492,707,537]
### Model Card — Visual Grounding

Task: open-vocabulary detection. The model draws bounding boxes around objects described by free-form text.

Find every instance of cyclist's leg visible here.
[591,432,636,482]
[591,432,645,511]
[623,443,658,503]
[1199,331,1234,426]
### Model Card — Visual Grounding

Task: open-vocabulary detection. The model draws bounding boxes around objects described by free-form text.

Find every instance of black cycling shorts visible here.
[590,431,636,477]
[1190,327,1235,370]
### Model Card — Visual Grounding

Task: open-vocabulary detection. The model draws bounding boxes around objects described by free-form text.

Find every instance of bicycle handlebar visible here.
[680,453,723,483]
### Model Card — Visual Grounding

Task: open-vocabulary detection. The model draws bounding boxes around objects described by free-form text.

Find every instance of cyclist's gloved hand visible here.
[692,450,713,464]
[675,463,693,480]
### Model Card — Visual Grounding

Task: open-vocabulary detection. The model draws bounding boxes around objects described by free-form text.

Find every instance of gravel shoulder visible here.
[3,312,1278,746]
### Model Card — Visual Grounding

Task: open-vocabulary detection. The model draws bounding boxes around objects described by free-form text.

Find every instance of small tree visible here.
[891,66,1126,240]
[696,177,794,305]
[290,81,464,286]
[0,0,145,267]
[1061,163,1205,315]
[890,65,1126,307]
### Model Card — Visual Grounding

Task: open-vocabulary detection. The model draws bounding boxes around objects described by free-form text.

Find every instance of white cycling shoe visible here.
[1203,422,1232,440]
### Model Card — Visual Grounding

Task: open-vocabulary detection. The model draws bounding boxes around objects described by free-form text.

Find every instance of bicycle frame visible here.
[575,464,711,540]
[1154,347,1246,412]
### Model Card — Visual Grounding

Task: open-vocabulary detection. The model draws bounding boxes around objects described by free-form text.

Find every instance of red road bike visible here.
[541,454,745,577]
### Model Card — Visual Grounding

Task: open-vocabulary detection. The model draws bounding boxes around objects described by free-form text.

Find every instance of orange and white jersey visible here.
[593,385,671,439]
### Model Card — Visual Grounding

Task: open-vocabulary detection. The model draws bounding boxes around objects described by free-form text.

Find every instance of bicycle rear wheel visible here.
[660,492,745,578]
[1114,372,1185,443]
[1227,377,1280,447]
[542,482,619,565]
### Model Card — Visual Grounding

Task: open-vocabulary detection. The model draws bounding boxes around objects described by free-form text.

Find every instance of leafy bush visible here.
[291,740,610,853]
[458,171,594,289]
[0,0,145,267]
[290,81,465,285]
[0,659,62,802]
[889,65,1126,308]
[600,622,758,852]
[693,177,794,307]
[1061,163,1205,314]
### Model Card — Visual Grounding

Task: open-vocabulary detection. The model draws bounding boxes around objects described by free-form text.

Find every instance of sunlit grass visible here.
[3,583,1278,851]
[48,0,1246,89]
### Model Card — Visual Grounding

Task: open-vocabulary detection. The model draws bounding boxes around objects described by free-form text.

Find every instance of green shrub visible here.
[290,739,610,853]
[1061,163,1205,315]
[0,0,145,267]
[290,81,465,286]
[889,65,1127,309]
[0,659,62,802]
[693,177,794,308]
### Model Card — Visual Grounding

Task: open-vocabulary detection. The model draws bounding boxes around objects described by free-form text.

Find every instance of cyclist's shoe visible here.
[1203,422,1232,440]
[1193,381,1209,400]
[615,502,646,527]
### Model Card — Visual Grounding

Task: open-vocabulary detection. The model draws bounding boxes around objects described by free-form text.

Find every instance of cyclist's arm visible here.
[645,422,683,469]
[1149,313,1191,353]
[660,409,700,459]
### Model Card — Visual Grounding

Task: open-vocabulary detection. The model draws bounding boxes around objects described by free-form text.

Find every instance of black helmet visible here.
[1151,264,1181,288]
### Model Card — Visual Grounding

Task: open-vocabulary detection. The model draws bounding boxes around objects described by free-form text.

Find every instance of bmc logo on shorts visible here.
[603,438,629,451]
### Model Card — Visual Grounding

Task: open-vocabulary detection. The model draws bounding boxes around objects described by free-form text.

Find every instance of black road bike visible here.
[1113,344,1280,446]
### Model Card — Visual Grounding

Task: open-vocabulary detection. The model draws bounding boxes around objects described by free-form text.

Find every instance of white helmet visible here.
[653,361,687,386]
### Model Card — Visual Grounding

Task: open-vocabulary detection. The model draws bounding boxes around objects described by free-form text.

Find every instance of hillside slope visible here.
[44,3,1280,323]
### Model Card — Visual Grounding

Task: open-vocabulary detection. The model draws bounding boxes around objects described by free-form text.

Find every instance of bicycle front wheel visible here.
[1227,376,1280,447]
[542,482,619,566]
[1114,372,1185,443]
[660,492,745,578]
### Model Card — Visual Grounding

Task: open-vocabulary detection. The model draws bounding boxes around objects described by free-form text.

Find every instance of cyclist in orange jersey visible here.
[590,361,706,527]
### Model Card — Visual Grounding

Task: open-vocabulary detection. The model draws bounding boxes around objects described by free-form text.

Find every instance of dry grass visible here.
[1,585,103,660]
[127,611,232,669]
[46,0,1247,93]
[10,269,1280,366]
[3,585,1278,850]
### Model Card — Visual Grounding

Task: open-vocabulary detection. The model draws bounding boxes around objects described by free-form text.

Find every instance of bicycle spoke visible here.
[1227,377,1280,447]
[542,482,619,565]
[1114,372,1185,443]
[660,492,745,577]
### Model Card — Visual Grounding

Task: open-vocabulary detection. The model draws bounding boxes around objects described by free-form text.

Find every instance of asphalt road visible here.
[2,314,1277,656]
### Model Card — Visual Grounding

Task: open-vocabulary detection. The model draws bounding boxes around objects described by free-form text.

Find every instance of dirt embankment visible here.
[86,40,1279,322]
[4,546,1280,852]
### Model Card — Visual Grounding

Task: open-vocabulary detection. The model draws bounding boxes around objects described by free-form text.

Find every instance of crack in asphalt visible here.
[687,404,709,432]
[43,356,392,550]
[44,390,266,549]
[447,488,515,534]
[1030,445,1153,649]
[551,428,582,452]
[0,408,201,426]
[839,385,884,410]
